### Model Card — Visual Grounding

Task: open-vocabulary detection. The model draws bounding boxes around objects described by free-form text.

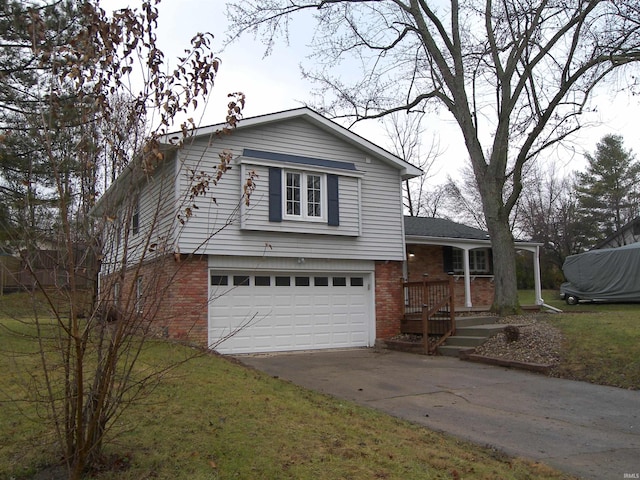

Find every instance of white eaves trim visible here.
[405,234,543,252]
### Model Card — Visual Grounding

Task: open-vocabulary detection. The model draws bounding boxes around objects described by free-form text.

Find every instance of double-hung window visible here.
[451,248,491,274]
[470,249,488,272]
[285,171,324,220]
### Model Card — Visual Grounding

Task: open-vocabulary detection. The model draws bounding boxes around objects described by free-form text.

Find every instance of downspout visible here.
[533,244,563,313]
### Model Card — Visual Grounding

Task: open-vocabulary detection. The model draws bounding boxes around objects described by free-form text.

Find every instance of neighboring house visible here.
[404,216,543,310]
[98,107,422,354]
[594,217,640,249]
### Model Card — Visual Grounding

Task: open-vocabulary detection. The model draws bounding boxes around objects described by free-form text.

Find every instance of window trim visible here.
[283,170,327,222]
[451,247,491,274]
[268,166,341,226]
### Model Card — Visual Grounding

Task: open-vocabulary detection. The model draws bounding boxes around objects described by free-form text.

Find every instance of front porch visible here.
[403,216,545,312]
[390,276,542,356]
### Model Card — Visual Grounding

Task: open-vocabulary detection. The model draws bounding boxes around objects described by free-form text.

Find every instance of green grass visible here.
[0,307,573,479]
[551,310,640,389]
[5,290,639,477]
[520,289,640,390]
[0,290,52,318]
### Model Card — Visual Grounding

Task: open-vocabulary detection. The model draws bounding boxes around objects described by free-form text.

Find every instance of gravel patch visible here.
[473,314,563,366]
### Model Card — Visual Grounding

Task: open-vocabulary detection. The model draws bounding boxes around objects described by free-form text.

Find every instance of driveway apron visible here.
[238,348,640,480]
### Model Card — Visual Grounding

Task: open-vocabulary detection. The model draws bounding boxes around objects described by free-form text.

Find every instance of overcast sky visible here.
[105,0,640,183]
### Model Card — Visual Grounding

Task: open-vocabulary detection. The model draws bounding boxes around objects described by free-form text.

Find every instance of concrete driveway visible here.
[238,348,640,480]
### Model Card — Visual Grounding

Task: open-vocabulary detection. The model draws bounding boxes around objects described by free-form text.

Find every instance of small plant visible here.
[504,325,521,342]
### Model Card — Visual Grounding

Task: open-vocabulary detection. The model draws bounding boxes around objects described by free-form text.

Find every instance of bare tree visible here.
[442,169,487,230]
[519,165,586,286]
[1,1,251,477]
[226,0,640,313]
[382,111,443,216]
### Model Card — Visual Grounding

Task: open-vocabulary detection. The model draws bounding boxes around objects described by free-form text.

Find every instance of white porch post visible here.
[463,247,472,308]
[533,245,543,305]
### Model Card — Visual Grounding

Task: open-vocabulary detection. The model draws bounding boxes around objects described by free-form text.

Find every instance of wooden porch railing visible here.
[401,276,456,355]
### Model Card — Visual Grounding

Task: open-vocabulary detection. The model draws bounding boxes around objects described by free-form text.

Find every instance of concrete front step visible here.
[456,324,506,337]
[438,318,503,357]
[444,335,490,347]
[438,345,475,357]
[456,315,499,328]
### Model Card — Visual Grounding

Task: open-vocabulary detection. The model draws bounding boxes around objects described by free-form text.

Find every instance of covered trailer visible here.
[560,242,640,304]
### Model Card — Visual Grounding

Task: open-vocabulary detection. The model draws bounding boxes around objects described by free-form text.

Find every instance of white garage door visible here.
[208,271,373,354]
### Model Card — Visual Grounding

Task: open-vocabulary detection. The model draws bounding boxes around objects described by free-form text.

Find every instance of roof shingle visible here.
[404,216,490,240]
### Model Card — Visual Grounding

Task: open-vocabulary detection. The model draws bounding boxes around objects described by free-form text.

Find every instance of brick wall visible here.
[374,260,404,339]
[102,254,209,347]
[158,254,209,345]
[406,244,495,309]
[407,245,444,281]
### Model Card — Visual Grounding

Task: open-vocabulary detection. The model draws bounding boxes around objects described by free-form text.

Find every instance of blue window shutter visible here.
[269,167,282,222]
[327,174,339,226]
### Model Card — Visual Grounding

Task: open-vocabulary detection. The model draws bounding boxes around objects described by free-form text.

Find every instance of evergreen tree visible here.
[575,135,640,247]
[0,1,85,245]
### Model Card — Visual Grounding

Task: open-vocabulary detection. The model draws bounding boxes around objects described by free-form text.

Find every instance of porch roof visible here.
[404,216,489,241]
[404,216,541,251]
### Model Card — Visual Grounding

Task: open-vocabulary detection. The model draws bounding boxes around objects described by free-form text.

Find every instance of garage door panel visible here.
[294,323,313,335]
[209,271,372,354]
[254,293,273,304]
[273,294,293,306]
[313,333,331,344]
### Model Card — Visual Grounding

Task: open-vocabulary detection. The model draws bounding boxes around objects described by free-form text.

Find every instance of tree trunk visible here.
[482,185,520,314]
[487,218,520,315]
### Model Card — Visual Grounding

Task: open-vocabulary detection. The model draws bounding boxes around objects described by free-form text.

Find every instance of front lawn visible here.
[522,289,640,390]
[0,314,573,479]
[550,310,640,389]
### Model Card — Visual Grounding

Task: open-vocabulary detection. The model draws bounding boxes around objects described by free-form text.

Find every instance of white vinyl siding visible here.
[175,117,406,261]
[100,156,178,274]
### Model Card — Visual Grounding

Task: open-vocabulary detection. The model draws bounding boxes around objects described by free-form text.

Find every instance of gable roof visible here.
[167,107,423,180]
[95,108,422,216]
